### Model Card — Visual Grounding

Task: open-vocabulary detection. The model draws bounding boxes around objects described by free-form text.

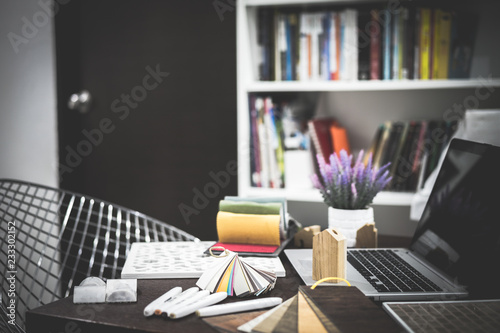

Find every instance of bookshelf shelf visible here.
[237,0,500,207]
[244,0,381,6]
[245,79,500,92]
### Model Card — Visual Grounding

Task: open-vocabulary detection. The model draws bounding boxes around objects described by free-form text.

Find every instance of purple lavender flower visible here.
[311,149,392,209]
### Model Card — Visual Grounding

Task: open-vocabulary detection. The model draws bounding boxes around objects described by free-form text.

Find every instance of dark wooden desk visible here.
[26,236,409,333]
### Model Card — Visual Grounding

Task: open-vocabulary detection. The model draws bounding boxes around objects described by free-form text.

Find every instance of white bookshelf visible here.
[236,0,500,206]
[245,79,500,92]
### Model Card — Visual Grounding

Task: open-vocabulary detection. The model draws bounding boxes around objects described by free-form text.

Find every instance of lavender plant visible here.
[311,150,392,210]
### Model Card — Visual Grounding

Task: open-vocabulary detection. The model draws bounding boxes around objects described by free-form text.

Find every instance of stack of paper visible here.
[196,250,277,297]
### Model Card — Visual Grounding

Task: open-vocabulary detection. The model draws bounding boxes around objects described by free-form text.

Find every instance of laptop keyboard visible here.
[385,300,500,333]
[347,250,442,293]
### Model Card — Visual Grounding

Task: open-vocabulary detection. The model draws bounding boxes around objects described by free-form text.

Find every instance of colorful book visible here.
[249,95,261,187]
[370,9,381,80]
[308,118,335,161]
[382,6,392,80]
[298,12,309,81]
[373,121,392,168]
[257,7,274,81]
[289,12,299,81]
[400,7,410,79]
[358,9,371,80]
[391,9,400,79]
[413,8,421,79]
[432,9,452,79]
[330,124,351,156]
[329,12,340,80]
[419,8,432,80]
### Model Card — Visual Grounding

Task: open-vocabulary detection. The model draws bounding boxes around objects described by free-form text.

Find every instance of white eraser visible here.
[106,279,137,303]
[73,285,106,304]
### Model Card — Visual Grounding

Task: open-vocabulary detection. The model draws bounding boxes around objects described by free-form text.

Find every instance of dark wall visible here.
[56,0,237,240]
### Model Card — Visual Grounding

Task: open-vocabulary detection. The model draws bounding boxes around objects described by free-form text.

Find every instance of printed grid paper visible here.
[120,241,286,279]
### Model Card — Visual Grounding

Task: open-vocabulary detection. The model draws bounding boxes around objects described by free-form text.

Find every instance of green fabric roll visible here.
[219,200,282,215]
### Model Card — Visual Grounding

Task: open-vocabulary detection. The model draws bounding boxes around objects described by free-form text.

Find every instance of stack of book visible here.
[256,5,476,81]
[249,95,287,188]
[367,119,457,192]
[308,117,350,163]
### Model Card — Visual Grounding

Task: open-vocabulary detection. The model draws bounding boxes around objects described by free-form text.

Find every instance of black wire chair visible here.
[0,179,199,332]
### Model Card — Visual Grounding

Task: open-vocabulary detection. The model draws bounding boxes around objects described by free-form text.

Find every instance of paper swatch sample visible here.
[196,250,277,297]
[238,296,296,333]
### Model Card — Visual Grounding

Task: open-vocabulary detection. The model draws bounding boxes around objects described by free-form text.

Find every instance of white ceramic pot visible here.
[328,207,374,248]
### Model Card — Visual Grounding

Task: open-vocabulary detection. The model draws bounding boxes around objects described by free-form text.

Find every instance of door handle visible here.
[68,90,92,113]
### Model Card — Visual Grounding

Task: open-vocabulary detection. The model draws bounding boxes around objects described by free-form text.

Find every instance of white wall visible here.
[0,0,58,187]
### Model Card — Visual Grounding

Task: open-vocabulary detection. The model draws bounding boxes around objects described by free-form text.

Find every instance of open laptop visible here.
[286,138,500,301]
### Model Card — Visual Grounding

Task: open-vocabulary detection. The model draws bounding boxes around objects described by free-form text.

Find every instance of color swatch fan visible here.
[196,248,277,297]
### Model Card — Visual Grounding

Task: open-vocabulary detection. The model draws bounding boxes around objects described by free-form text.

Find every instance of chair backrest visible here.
[0,179,198,331]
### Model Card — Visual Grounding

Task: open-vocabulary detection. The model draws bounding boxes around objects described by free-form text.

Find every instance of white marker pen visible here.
[169,292,228,319]
[196,297,282,317]
[157,286,199,316]
[143,286,182,317]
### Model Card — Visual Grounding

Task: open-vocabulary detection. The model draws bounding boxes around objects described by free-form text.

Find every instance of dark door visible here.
[55,0,237,240]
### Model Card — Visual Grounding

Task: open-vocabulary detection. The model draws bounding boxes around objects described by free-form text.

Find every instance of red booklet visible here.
[211,242,279,254]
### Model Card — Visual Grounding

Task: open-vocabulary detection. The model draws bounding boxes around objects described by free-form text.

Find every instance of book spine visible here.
[419,8,432,80]
[382,8,392,80]
[256,98,269,187]
[391,10,400,80]
[432,9,442,80]
[285,15,293,81]
[358,9,371,80]
[298,13,308,81]
[339,10,346,80]
[264,97,278,188]
[279,14,287,81]
[350,9,359,81]
[249,95,261,187]
[290,13,299,81]
[370,9,381,80]
[437,10,452,79]
[274,10,282,82]
[322,12,330,81]
[413,8,421,79]
[329,12,338,80]
[332,12,341,80]
[400,7,409,79]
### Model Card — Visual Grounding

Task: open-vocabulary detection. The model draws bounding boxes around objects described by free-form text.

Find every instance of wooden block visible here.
[294,225,321,248]
[312,228,346,281]
[356,223,378,248]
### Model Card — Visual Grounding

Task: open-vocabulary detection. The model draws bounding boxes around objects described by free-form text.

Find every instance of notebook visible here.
[383,299,500,333]
[286,138,500,301]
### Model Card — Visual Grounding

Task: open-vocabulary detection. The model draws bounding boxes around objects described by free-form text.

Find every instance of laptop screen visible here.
[410,138,500,298]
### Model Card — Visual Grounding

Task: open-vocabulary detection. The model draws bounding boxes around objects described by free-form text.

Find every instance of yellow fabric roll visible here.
[216,211,281,246]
